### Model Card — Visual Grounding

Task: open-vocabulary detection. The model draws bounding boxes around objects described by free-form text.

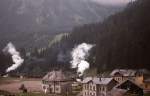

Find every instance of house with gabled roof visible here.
[82,77,118,96]
[42,70,72,94]
[114,79,144,96]
[110,69,143,85]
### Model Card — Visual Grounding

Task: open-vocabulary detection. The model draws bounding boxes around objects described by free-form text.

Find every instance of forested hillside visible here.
[0,52,12,75]
[21,0,150,75]
[95,0,150,71]
[56,0,150,72]
[1,0,150,76]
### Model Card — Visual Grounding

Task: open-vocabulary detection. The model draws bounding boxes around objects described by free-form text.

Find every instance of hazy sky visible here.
[92,0,135,5]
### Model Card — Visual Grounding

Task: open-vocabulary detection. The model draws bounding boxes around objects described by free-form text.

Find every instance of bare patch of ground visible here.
[0,77,43,93]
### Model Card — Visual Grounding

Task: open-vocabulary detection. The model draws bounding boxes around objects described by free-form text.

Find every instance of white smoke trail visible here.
[70,43,94,76]
[3,42,24,73]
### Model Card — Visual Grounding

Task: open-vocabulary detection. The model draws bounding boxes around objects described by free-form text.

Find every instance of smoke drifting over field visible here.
[3,42,24,73]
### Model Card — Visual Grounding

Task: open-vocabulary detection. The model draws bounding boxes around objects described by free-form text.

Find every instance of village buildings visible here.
[114,79,144,96]
[81,69,150,96]
[42,69,150,96]
[42,70,72,94]
[82,77,118,96]
[110,69,144,85]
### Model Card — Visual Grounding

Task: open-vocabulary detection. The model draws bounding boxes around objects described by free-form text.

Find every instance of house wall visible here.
[113,76,124,83]
[61,83,72,95]
[42,84,49,93]
[88,82,96,96]
[134,76,144,85]
[42,81,72,94]
[51,84,61,94]
[82,79,117,96]
[83,83,97,96]
[72,82,82,93]
[113,75,143,85]
[97,85,107,96]
[112,70,144,85]
[83,83,109,96]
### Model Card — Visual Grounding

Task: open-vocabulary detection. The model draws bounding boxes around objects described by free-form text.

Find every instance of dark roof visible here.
[115,79,143,89]
[110,88,127,96]
[110,69,150,77]
[82,77,113,85]
[43,70,70,82]
[110,69,137,77]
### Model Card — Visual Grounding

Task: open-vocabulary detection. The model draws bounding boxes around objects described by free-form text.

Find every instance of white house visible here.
[42,70,72,94]
[110,69,143,85]
[82,77,118,96]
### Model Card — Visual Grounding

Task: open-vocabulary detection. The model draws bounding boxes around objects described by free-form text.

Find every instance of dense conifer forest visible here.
[0,0,150,76]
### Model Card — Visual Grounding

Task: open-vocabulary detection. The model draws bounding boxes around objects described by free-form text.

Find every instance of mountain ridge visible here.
[0,0,123,49]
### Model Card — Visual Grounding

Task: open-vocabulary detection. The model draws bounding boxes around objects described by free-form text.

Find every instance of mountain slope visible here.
[95,0,150,71]
[51,0,150,72]
[0,0,122,31]
[0,0,123,49]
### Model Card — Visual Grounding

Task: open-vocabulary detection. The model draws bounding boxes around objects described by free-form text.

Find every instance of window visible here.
[86,84,88,90]
[101,86,105,91]
[43,86,46,89]
[84,84,85,89]
[85,84,87,90]
[145,84,148,88]
[55,82,59,85]
[55,87,59,91]
[93,93,95,96]
[103,87,105,91]
[93,86,96,91]
[90,85,92,90]
[90,92,92,95]
[42,80,45,84]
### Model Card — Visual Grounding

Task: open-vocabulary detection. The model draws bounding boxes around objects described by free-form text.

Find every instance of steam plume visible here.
[3,42,24,73]
[70,43,94,76]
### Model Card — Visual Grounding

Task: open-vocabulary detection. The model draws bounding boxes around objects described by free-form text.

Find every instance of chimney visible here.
[99,77,101,81]
[99,74,102,81]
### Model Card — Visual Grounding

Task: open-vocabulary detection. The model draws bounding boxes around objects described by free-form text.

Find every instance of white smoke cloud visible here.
[70,43,94,76]
[3,42,24,73]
